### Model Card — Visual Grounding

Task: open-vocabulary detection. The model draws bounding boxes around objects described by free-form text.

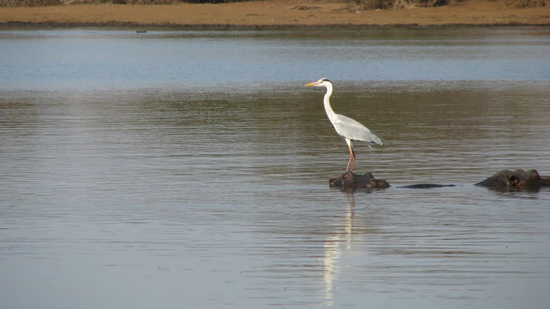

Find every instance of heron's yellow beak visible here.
[305,82,316,87]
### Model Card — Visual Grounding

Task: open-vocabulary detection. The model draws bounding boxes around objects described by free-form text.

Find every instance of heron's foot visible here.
[330,171,355,186]
[330,171,390,191]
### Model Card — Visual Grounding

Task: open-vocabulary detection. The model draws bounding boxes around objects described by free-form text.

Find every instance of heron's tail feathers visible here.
[369,134,383,147]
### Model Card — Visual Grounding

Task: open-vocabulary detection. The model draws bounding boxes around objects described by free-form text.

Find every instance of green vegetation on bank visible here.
[0,0,547,8]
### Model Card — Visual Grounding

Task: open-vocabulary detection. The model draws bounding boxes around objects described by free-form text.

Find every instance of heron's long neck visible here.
[323,83,337,122]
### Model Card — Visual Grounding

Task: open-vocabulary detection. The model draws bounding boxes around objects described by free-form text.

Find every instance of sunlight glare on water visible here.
[1,28,550,309]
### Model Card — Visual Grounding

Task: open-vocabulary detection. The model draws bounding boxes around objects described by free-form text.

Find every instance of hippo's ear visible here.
[527,169,540,180]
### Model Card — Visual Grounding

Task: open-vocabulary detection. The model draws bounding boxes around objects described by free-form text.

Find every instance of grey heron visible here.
[305,78,383,172]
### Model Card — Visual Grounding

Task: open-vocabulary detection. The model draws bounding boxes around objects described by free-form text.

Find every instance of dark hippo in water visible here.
[329,172,390,190]
[330,169,550,191]
[475,169,550,190]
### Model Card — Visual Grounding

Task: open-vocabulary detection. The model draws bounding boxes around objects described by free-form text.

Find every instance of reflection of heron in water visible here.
[322,193,355,306]
[306,78,383,172]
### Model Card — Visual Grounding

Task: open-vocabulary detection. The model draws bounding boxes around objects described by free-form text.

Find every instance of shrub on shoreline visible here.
[505,0,548,8]
[350,0,547,9]
[1,0,61,6]
[0,0,239,5]
[351,0,459,10]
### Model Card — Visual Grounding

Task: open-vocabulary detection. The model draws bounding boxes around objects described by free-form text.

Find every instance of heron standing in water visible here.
[305,78,383,172]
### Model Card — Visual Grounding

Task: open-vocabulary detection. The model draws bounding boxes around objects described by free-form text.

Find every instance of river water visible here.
[1,28,549,308]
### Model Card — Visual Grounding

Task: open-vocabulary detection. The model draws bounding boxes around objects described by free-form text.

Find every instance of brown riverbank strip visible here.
[1,1,549,29]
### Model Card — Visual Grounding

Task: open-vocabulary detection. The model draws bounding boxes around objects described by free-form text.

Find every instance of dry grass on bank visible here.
[1,0,548,8]
[2,0,549,27]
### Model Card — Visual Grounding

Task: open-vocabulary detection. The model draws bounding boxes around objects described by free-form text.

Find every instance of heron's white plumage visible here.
[305,78,383,171]
[332,114,382,146]
[306,78,382,146]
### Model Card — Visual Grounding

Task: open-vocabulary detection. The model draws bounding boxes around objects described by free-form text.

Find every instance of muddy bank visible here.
[1,1,549,29]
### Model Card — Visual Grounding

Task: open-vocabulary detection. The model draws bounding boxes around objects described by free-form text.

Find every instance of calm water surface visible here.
[1,28,550,309]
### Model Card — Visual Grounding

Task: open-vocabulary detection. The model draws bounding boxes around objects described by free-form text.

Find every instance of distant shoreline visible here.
[1,1,549,29]
[2,21,549,30]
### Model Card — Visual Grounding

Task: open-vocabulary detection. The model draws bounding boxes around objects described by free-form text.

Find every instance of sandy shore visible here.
[1,1,549,28]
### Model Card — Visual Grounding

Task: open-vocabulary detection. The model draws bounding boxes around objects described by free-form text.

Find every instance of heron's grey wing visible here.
[332,114,383,146]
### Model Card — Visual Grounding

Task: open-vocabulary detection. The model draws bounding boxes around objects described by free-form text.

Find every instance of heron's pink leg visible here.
[346,141,356,172]
[346,156,354,172]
